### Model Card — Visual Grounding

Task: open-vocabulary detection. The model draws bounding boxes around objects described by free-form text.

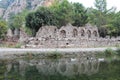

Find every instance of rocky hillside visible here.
[0,0,54,20]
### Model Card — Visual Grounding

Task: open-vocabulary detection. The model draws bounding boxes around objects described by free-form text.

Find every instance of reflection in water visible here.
[6,57,100,76]
[0,56,120,80]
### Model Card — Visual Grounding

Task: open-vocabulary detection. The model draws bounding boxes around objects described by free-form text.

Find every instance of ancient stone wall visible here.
[22,24,120,48]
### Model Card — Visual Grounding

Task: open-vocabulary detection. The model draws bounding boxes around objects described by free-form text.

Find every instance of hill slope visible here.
[0,0,54,20]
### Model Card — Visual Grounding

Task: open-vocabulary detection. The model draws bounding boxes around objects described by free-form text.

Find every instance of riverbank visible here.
[0,47,117,54]
[0,47,119,60]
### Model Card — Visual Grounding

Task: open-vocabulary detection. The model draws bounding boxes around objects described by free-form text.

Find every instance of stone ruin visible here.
[21,24,120,48]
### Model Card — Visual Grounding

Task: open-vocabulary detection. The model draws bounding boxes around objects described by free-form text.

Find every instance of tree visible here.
[50,0,74,27]
[0,20,7,39]
[25,12,37,36]
[109,12,120,36]
[72,3,88,27]
[94,0,107,12]
[8,13,24,37]
[88,0,116,37]
[98,27,107,38]
[8,12,16,31]
[88,0,116,27]
[25,7,55,36]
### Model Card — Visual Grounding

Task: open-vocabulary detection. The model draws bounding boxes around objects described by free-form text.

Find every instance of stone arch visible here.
[73,29,78,37]
[93,31,98,37]
[60,30,66,38]
[81,29,85,37]
[87,30,91,38]
[54,28,57,33]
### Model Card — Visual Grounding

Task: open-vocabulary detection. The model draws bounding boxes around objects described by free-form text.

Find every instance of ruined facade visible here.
[21,24,120,48]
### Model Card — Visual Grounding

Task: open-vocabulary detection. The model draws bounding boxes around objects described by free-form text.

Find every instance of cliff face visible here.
[0,0,54,20]
[0,8,4,17]
[0,0,14,9]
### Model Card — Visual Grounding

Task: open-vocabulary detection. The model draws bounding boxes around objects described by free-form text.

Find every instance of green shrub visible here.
[104,48,116,57]
[0,21,7,39]
[14,43,22,48]
[47,51,63,59]
[116,48,120,56]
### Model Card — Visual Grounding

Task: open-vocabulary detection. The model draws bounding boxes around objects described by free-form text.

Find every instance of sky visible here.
[69,0,120,11]
[0,0,119,11]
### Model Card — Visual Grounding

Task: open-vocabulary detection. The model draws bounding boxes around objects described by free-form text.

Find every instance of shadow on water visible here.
[0,52,120,80]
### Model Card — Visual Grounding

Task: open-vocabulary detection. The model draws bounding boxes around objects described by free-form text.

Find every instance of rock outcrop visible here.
[0,8,4,17]
[0,0,54,20]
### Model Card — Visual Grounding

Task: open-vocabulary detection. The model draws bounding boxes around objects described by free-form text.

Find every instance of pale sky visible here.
[69,0,120,12]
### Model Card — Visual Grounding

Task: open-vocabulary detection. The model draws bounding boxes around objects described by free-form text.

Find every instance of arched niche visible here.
[87,30,91,38]
[73,29,78,37]
[93,31,98,37]
[81,29,85,37]
[60,30,66,38]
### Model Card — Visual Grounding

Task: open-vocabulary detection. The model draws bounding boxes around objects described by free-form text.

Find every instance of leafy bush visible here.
[0,21,7,39]
[104,48,116,57]
[47,51,63,59]
[14,43,22,48]
[116,48,120,56]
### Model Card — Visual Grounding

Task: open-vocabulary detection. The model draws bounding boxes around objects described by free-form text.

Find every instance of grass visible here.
[19,51,63,60]
[14,43,22,48]
[96,47,120,60]
[0,42,22,48]
[46,51,63,59]
[104,48,116,57]
[116,48,120,56]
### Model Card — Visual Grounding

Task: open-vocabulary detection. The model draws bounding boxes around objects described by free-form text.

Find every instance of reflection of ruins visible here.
[21,24,120,48]
[6,57,100,76]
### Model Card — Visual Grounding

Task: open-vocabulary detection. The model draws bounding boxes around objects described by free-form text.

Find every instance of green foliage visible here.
[72,3,88,27]
[0,20,7,39]
[14,43,22,48]
[50,0,74,27]
[94,0,107,12]
[109,12,120,36]
[104,48,116,57]
[8,12,16,30]
[26,7,56,36]
[47,51,63,59]
[8,10,29,32]
[98,27,107,38]
[8,13,24,29]
[88,0,118,37]
[25,0,88,35]
[24,27,32,36]
[116,48,120,56]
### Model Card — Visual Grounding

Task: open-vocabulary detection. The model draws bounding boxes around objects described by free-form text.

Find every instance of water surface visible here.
[0,52,120,80]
